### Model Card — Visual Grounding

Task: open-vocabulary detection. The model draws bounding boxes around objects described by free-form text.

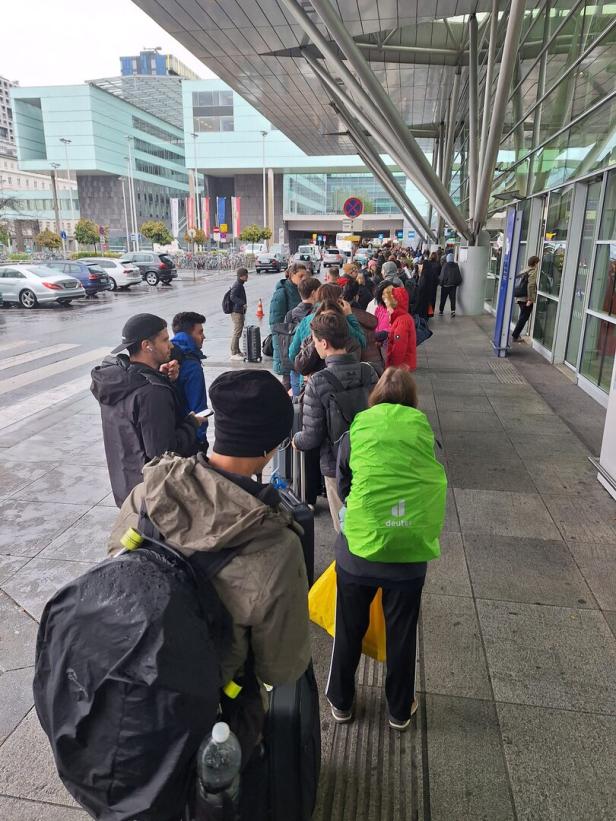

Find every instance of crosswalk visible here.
[0,339,107,431]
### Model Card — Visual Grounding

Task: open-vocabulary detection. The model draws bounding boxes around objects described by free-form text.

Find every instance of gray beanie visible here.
[446,253,455,263]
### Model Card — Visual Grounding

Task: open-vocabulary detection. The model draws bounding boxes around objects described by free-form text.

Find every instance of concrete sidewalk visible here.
[0,314,615,819]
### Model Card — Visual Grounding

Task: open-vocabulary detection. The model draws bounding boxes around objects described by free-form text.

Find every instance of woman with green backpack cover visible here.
[326,366,447,731]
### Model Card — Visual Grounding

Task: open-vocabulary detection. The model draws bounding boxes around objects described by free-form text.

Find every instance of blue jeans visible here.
[290,369,301,397]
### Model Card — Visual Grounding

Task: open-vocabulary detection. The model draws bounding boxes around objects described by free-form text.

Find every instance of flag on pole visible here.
[202,197,210,237]
[216,196,226,229]
[231,196,241,237]
[186,197,195,230]
[170,198,179,238]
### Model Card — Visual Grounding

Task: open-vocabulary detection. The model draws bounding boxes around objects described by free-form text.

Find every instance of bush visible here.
[70,251,121,260]
[74,218,101,248]
[8,252,31,261]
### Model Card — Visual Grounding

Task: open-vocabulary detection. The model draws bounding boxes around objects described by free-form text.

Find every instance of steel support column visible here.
[468,14,479,221]
[479,1,499,178]
[473,0,527,235]
[303,52,435,239]
[296,0,470,238]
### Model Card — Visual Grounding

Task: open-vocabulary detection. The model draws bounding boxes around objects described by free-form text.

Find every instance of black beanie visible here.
[209,370,294,457]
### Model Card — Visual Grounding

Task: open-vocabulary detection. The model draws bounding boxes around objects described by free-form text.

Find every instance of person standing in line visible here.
[512,256,540,341]
[229,267,249,361]
[270,262,307,389]
[325,266,340,285]
[91,314,206,506]
[383,286,417,371]
[438,253,463,317]
[326,367,446,730]
[171,311,208,446]
[293,310,378,533]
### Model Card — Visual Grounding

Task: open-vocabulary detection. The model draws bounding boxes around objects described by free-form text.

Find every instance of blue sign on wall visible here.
[493,207,517,353]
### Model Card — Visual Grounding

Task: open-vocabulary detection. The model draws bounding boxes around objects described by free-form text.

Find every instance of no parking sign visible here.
[342,197,364,219]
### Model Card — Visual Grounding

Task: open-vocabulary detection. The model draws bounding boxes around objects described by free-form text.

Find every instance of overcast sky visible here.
[2,0,216,85]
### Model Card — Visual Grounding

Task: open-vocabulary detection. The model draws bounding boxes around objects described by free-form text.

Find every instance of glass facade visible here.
[192,91,234,132]
[283,172,404,216]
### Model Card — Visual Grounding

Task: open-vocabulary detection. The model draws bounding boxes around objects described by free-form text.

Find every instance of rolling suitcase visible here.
[277,445,315,586]
[271,400,302,486]
[243,325,262,363]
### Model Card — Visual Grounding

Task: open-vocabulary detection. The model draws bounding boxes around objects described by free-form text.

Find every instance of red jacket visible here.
[386,287,417,370]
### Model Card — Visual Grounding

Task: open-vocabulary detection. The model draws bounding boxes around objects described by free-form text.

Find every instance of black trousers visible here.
[439,285,457,313]
[326,574,424,722]
[512,301,533,339]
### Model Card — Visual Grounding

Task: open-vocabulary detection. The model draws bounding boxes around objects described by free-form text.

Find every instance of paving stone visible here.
[0,462,57,499]
[438,409,504,433]
[445,454,534,492]
[0,555,29,585]
[512,433,590,461]
[500,413,573,438]
[434,393,494,413]
[566,541,616,611]
[0,501,90,558]
[2,558,93,622]
[464,534,596,607]
[487,396,554,416]
[416,391,436,414]
[426,694,515,821]
[97,493,117,508]
[0,796,90,820]
[0,709,79,807]
[443,488,460,533]
[38,506,118,563]
[11,464,111,506]
[0,591,38,672]
[453,489,561,539]
[431,379,489,396]
[497,703,616,821]
[605,611,616,638]
[0,668,34,745]
[441,431,516,460]
[542,492,616,543]
[421,594,492,700]
[477,599,616,713]
[481,383,541,398]
[424,532,472,598]
[526,460,601,494]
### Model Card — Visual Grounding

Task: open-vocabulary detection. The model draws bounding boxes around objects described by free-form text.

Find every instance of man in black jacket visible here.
[91,313,206,506]
[230,267,249,360]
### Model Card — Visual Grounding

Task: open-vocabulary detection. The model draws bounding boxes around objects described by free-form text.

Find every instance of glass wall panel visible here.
[580,314,616,391]
[589,244,616,316]
[599,171,616,240]
[534,294,559,349]
[539,187,572,295]
[565,179,602,365]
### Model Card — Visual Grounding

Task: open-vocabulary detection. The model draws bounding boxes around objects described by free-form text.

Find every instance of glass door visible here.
[533,187,573,352]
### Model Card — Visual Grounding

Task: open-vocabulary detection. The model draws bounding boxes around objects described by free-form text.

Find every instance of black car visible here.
[120,252,178,286]
[255,252,285,274]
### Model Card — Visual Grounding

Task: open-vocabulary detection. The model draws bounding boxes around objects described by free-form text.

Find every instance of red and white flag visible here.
[202,197,210,237]
[231,196,241,237]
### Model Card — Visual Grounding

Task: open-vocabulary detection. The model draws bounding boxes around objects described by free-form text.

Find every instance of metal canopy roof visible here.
[89,75,185,129]
[131,0,553,163]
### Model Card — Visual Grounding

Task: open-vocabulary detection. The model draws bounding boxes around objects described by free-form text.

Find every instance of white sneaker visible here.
[230,353,244,361]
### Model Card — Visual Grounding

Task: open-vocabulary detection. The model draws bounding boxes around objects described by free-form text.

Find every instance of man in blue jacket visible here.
[171,311,208,445]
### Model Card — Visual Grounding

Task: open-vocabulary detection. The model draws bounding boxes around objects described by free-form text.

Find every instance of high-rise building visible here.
[120,49,199,81]
[0,75,17,157]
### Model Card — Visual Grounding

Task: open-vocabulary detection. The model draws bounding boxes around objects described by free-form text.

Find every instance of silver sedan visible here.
[0,264,86,309]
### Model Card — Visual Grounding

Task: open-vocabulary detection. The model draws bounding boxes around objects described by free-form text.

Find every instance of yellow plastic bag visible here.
[308,562,387,662]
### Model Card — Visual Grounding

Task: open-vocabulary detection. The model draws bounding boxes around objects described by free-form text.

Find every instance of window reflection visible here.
[539,187,572,296]
[581,315,616,391]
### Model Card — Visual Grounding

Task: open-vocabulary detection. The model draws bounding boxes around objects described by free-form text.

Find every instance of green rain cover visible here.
[344,403,447,563]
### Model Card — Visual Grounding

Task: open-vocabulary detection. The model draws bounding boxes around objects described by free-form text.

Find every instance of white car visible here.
[322,247,345,268]
[0,264,85,309]
[79,258,142,291]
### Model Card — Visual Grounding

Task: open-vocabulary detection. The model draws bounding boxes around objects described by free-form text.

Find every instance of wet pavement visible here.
[0,275,615,820]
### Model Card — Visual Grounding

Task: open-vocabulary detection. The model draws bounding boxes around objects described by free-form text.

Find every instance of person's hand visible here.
[160,359,180,381]
[189,412,209,428]
[339,298,352,316]
[526,301,532,307]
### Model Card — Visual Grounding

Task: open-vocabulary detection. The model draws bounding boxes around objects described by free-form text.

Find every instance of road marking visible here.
[0,347,109,397]
[0,343,79,372]
[0,339,36,355]
[0,374,92,431]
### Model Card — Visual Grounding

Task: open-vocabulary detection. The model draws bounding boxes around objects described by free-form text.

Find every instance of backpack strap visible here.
[320,369,345,394]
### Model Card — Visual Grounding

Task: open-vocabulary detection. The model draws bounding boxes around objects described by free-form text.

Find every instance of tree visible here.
[141,220,173,245]
[239,224,272,243]
[0,195,20,218]
[35,229,62,250]
[0,224,10,247]
[183,228,207,246]
[74,218,100,248]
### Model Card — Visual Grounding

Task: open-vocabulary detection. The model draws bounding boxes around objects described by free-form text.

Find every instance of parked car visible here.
[120,252,178,286]
[269,244,290,265]
[242,242,267,255]
[43,260,111,297]
[322,247,345,268]
[255,252,285,274]
[0,264,85,309]
[293,244,320,274]
[78,258,142,291]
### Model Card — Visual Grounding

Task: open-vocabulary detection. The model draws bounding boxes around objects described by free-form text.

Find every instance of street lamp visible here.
[60,138,74,250]
[261,130,268,232]
[126,137,140,251]
[118,177,131,253]
[190,131,201,230]
[50,162,65,256]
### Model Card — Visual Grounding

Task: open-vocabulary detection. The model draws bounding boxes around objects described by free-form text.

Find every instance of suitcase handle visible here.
[292,446,306,503]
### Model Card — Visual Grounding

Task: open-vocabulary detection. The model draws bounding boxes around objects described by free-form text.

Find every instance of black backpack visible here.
[33,507,239,821]
[514,271,529,299]
[319,364,374,455]
[222,288,234,314]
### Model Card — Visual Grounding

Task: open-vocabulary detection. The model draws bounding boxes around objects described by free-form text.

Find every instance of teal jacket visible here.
[288,307,366,363]
[269,278,301,375]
